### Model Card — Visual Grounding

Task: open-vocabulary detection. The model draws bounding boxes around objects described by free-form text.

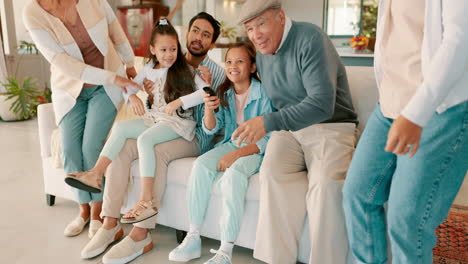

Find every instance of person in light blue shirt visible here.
[169,42,274,264]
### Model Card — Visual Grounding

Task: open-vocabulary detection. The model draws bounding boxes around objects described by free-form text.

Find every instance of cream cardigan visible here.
[23,0,135,124]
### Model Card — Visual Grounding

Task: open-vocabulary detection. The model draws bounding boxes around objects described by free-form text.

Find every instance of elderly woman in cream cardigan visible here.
[23,0,140,238]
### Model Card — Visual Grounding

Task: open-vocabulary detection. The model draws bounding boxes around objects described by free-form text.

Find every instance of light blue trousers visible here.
[343,102,468,264]
[60,86,116,204]
[100,119,180,177]
[187,141,263,242]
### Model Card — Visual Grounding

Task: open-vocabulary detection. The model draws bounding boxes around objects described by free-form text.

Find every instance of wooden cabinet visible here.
[117,3,169,56]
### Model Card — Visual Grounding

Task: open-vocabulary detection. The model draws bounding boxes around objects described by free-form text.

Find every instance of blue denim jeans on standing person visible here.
[343,102,468,264]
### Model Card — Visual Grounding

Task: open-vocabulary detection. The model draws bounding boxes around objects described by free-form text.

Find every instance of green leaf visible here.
[1,76,41,119]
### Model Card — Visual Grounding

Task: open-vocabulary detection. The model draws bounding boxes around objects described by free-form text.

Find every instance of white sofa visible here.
[40,66,466,263]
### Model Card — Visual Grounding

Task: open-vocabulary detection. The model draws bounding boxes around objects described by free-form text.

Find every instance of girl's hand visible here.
[143,78,155,93]
[198,65,212,86]
[128,94,146,116]
[385,115,422,157]
[166,98,183,116]
[217,150,240,171]
[203,93,220,112]
[126,67,137,80]
[115,75,141,93]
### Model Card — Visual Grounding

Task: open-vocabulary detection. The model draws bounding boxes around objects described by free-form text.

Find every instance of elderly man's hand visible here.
[231,116,266,147]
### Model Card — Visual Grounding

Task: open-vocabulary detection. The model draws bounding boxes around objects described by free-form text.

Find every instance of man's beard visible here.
[186,41,208,57]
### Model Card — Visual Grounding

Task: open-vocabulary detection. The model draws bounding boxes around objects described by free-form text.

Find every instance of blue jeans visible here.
[343,102,468,264]
[60,86,116,204]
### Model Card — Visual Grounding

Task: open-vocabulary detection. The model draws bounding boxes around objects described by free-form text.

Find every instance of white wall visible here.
[13,0,30,44]
[283,0,324,27]
[210,0,324,39]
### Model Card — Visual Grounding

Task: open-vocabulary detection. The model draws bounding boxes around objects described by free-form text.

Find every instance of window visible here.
[325,0,378,37]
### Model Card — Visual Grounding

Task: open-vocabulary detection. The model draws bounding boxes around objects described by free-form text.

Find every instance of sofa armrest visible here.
[38,103,57,158]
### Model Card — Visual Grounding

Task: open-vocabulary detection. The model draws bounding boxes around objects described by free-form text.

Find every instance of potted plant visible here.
[0,41,46,121]
[218,21,237,44]
[360,0,378,51]
[0,77,41,120]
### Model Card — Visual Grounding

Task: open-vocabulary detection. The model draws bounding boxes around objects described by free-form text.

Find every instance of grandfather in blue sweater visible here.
[232,1,358,263]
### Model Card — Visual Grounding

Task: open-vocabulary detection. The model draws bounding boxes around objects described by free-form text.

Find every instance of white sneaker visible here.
[204,249,232,264]
[81,223,124,259]
[88,220,103,239]
[64,216,89,237]
[102,233,153,264]
[168,232,202,262]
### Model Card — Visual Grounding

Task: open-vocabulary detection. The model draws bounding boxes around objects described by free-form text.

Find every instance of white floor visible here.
[0,119,265,264]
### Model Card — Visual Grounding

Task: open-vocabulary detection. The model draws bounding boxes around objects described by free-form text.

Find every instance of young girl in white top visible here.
[66,19,207,223]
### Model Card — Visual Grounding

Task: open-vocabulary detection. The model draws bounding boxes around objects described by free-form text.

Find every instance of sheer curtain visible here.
[0,37,7,92]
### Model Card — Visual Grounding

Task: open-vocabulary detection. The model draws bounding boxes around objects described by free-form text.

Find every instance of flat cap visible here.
[237,0,282,25]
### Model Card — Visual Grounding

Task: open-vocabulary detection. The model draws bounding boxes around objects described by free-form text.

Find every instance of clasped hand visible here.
[142,78,182,116]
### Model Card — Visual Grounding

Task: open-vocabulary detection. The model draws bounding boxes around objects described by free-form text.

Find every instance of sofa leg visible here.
[176,229,187,244]
[46,194,56,206]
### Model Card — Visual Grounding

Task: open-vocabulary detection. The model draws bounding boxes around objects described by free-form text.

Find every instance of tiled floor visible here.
[0,119,264,264]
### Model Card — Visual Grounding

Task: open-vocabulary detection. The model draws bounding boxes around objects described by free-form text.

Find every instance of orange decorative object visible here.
[350,36,369,51]
[117,3,169,57]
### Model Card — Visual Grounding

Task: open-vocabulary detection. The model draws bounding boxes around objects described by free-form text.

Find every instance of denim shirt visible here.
[202,78,275,154]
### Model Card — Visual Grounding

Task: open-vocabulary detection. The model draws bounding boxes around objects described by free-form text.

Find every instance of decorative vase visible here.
[367,37,376,51]
[0,95,21,121]
[218,37,230,44]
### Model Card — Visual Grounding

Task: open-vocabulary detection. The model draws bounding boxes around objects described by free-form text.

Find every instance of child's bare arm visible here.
[216,144,260,171]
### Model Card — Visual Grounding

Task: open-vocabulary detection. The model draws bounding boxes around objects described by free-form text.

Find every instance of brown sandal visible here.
[65,171,102,193]
[120,200,158,224]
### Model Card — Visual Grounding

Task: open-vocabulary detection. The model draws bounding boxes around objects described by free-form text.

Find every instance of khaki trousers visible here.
[100,137,199,229]
[253,123,357,264]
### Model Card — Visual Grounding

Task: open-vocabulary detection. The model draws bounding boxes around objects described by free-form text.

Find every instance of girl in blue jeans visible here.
[169,42,274,264]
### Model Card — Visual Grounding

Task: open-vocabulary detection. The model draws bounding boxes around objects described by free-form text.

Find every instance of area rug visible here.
[433,205,468,264]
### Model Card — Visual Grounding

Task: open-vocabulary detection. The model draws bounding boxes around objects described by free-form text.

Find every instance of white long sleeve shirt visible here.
[374,0,468,127]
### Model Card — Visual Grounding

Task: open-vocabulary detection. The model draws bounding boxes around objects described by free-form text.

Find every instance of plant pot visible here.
[367,37,376,51]
[218,37,230,45]
[0,95,21,121]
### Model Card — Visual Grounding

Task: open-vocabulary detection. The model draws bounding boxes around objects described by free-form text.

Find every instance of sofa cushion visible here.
[130,158,261,201]
[345,66,379,130]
